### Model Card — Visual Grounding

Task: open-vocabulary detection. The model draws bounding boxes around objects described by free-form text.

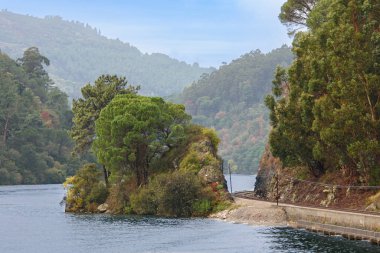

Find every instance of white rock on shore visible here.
[97,203,109,213]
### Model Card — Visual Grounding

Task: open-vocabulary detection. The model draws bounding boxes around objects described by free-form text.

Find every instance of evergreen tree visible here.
[93,94,191,186]
[267,0,380,183]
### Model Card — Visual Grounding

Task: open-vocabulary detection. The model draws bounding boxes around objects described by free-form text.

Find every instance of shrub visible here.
[129,170,219,217]
[192,199,212,216]
[156,171,202,217]
[201,128,220,152]
[179,150,202,173]
[63,163,108,212]
[130,187,158,215]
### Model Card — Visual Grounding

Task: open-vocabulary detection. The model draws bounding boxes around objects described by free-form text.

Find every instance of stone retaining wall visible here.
[283,204,380,243]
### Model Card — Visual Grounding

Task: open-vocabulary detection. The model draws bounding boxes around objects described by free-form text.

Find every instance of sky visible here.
[0,0,291,67]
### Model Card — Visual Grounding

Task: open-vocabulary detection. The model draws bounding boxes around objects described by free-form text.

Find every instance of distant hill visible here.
[0,11,213,99]
[177,46,293,174]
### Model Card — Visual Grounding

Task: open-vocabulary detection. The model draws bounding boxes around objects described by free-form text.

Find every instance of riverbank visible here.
[210,197,287,226]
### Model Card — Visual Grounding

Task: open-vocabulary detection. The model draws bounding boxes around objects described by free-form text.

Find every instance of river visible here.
[0,175,379,253]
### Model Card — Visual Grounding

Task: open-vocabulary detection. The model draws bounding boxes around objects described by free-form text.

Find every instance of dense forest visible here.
[0,48,84,184]
[265,0,380,185]
[177,46,293,173]
[0,10,213,99]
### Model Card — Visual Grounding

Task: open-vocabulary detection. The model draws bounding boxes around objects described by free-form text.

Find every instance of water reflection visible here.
[67,213,198,227]
[266,227,380,253]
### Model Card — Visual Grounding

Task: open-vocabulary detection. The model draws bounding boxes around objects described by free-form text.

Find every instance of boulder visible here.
[97,203,109,213]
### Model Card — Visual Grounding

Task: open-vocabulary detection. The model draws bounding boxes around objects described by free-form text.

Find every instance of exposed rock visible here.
[365,203,377,212]
[97,203,109,213]
[254,145,282,199]
[320,186,336,207]
[198,165,224,184]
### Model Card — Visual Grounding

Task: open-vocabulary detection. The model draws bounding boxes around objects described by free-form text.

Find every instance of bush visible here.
[156,171,202,217]
[179,150,202,173]
[130,187,158,215]
[129,170,218,217]
[201,128,220,152]
[63,163,108,212]
[192,199,212,216]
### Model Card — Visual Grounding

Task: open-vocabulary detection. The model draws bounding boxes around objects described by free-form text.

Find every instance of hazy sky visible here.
[0,0,291,67]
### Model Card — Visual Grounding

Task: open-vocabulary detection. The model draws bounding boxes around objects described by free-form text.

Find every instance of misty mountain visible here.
[0,10,213,99]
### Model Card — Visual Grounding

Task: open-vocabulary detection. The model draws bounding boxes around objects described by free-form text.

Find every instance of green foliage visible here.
[93,94,191,185]
[71,75,139,155]
[279,0,317,35]
[130,170,212,217]
[64,163,108,212]
[177,47,293,174]
[212,201,232,213]
[201,128,220,152]
[129,187,158,215]
[0,11,213,99]
[0,49,80,185]
[268,0,380,182]
[192,199,212,216]
[179,150,203,173]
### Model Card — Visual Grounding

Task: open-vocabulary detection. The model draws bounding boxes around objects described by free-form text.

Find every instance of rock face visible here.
[180,134,227,189]
[198,165,225,185]
[320,186,337,207]
[254,145,282,199]
[253,144,377,211]
[97,203,109,213]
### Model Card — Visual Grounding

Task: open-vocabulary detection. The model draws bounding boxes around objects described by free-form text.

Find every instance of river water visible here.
[0,175,379,253]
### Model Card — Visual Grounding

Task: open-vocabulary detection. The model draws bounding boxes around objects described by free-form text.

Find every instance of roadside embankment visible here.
[212,197,380,244]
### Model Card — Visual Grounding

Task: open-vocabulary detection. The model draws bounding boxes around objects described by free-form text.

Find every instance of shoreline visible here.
[210,197,287,226]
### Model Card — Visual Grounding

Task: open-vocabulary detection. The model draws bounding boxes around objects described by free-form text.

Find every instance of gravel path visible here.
[210,197,287,226]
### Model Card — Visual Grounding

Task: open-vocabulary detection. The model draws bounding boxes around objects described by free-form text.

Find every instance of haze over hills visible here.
[0,10,213,99]
[177,46,293,174]
[0,10,294,175]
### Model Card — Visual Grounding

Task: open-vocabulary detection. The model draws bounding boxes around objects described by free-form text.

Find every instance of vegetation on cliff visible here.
[256,0,380,210]
[65,80,230,216]
[266,0,380,184]
[177,47,293,174]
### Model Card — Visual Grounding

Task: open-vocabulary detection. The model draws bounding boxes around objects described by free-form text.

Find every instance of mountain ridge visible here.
[0,10,213,99]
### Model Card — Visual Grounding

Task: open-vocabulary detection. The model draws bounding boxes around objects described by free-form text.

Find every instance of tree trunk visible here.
[136,144,149,186]
[103,165,109,187]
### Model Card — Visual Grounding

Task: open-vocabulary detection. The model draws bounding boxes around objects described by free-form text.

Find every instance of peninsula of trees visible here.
[65,76,230,216]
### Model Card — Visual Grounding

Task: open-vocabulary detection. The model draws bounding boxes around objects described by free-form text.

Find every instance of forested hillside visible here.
[0,48,83,184]
[0,11,212,99]
[253,0,380,213]
[177,46,293,174]
[263,0,380,186]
